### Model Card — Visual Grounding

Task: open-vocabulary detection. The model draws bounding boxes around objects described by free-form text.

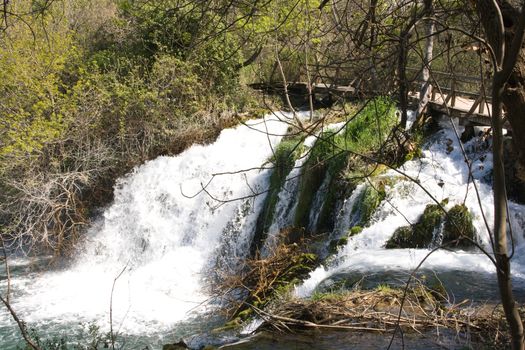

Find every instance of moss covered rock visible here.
[385,204,445,249]
[360,184,386,224]
[443,204,476,247]
[385,226,414,248]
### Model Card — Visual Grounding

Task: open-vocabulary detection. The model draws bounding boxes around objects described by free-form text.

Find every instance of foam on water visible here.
[296,117,525,297]
[0,113,292,344]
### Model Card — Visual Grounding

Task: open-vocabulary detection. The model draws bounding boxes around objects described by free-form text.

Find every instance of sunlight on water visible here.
[0,113,292,347]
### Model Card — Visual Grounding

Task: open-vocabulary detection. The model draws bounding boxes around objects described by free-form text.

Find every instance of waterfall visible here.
[0,113,291,345]
[260,154,308,256]
[296,117,525,297]
[2,113,525,348]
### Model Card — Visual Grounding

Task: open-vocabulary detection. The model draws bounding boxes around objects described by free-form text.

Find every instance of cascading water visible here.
[2,111,525,348]
[296,117,525,298]
[0,113,292,348]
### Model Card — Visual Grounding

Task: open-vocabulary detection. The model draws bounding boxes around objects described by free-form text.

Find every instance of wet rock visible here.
[445,138,454,154]
[385,226,414,249]
[460,124,475,143]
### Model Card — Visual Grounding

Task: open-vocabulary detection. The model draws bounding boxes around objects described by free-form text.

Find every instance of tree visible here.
[475,0,525,348]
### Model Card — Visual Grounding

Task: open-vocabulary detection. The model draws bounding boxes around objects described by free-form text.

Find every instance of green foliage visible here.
[358,184,387,225]
[0,0,259,252]
[336,97,398,155]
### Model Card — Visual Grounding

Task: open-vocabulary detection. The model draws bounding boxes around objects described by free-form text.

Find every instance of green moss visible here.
[417,204,445,238]
[361,184,386,224]
[349,226,363,236]
[251,136,304,254]
[443,204,476,247]
[293,135,335,229]
[329,236,348,252]
[293,97,398,232]
[316,175,350,233]
[385,226,413,248]
[385,203,445,249]
[237,308,253,320]
[350,182,387,228]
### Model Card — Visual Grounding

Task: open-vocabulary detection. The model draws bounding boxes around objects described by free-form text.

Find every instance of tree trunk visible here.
[499,2,525,201]
[416,0,434,120]
[501,51,525,201]
[398,33,408,128]
[492,74,525,350]
[476,1,525,348]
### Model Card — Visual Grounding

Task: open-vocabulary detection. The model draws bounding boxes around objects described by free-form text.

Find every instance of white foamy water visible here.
[296,118,525,297]
[0,113,292,345]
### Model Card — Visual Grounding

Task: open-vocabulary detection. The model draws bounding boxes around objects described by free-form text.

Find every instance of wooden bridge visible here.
[250,70,502,129]
[406,69,500,129]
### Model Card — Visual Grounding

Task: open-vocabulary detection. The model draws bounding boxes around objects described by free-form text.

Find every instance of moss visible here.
[417,204,445,238]
[316,175,350,233]
[443,204,476,247]
[329,236,348,253]
[237,308,253,320]
[349,226,363,236]
[385,226,413,248]
[350,182,387,228]
[385,203,445,249]
[293,98,398,232]
[293,133,335,229]
[361,184,386,224]
[251,136,304,254]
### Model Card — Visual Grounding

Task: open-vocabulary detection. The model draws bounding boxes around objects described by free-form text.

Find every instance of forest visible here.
[0,0,525,349]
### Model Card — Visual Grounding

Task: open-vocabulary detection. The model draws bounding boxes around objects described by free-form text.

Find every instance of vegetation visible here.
[219,241,318,325]
[0,0,260,254]
[294,97,397,233]
[251,135,305,254]
[253,283,514,349]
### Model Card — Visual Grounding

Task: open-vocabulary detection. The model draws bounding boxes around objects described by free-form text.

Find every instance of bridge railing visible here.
[407,68,492,115]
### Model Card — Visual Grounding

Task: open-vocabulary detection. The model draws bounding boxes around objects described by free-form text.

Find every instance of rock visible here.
[385,226,414,248]
[163,340,188,350]
[460,124,475,143]
[329,236,348,252]
[385,204,445,249]
[443,204,476,247]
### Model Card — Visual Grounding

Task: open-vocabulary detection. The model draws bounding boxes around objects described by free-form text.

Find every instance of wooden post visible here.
[479,96,485,114]
[451,78,456,107]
